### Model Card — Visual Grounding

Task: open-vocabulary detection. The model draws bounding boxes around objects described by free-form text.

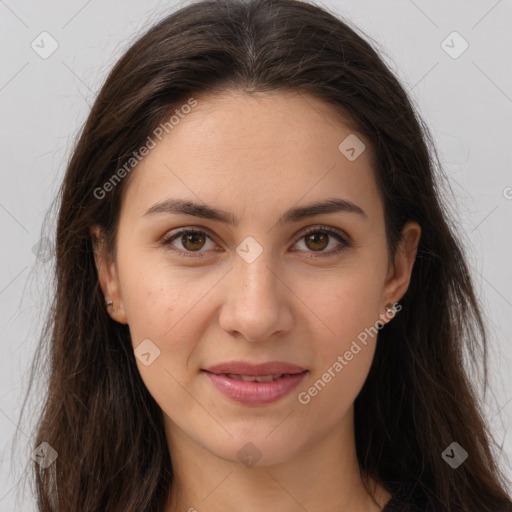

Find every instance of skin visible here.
[93,89,421,512]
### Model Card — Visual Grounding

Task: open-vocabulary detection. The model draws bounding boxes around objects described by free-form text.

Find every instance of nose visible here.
[218,252,294,343]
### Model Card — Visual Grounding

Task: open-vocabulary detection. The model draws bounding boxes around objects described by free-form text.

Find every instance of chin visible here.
[205,430,303,468]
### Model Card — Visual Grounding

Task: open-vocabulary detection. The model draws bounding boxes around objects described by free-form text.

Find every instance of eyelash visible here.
[160,225,351,259]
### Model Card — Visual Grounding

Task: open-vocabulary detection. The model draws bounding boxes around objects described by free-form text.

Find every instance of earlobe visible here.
[381,221,421,310]
[90,227,128,325]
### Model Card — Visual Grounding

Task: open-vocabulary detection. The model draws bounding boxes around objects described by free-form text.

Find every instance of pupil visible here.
[307,232,328,251]
[183,233,204,251]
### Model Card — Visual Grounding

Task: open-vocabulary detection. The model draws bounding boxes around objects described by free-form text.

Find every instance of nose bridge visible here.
[235,244,281,309]
[219,240,292,341]
[234,234,278,294]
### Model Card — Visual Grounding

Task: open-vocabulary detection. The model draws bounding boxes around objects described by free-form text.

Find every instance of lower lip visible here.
[203,371,308,405]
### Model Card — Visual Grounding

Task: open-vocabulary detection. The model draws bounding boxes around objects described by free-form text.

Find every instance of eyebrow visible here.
[142,197,367,225]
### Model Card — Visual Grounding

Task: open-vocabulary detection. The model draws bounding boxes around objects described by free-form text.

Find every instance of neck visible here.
[163,408,391,512]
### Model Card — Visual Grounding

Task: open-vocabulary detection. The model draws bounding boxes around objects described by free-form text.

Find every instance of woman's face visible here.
[95,90,420,467]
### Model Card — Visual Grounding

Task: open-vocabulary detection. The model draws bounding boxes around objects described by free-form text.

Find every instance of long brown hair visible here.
[16,0,511,510]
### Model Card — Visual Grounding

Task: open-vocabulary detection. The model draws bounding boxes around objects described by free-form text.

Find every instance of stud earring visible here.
[105,300,113,308]
[385,302,400,315]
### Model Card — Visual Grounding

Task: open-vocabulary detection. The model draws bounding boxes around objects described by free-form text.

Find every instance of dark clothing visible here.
[381,483,512,511]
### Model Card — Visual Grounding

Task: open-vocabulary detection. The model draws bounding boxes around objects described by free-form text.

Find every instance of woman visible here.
[22,0,512,510]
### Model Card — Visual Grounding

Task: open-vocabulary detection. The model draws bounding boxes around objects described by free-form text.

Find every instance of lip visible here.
[203,361,307,376]
[202,361,308,405]
[203,372,308,405]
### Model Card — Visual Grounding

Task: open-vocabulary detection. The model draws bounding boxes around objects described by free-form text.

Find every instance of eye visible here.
[160,228,217,257]
[160,226,350,258]
[291,226,350,257]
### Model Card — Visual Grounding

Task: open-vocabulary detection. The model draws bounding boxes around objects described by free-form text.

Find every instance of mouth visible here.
[203,360,307,377]
[201,367,308,405]
[216,372,295,382]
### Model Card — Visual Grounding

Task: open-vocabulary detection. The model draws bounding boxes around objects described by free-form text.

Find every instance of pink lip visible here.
[202,361,308,405]
[203,372,307,405]
[203,361,307,376]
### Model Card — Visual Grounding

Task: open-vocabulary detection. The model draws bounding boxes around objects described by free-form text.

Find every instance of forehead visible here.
[121,90,380,221]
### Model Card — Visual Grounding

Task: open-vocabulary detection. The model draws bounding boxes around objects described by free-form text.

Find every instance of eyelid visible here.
[160,224,351,257]
[290,225,350,258]
[160,226,218,258]
[297,224,351,244]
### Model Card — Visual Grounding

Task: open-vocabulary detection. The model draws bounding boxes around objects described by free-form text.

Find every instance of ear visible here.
[91,226,128,325]
[381,220,421,318]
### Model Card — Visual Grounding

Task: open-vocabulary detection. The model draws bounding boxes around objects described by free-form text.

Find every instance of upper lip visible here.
[203,361,307,376]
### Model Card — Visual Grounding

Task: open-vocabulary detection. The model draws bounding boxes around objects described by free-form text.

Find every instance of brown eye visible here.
[161,228,216,257]
[181,232,206,251]
[304,232,329,251]
[161,226,349,259]
[293,227,349,257]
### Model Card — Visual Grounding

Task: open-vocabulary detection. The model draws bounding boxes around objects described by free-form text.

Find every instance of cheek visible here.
[117,255,212,418]
[292,265,383,415]
[118,249,207,341]
[297,314,378,430]
[115,256,213,406]
[300,263,384,350]
[297,344,375,444]
[116,251,229,393]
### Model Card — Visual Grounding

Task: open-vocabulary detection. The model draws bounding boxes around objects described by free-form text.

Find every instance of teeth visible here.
[225,373,284,382]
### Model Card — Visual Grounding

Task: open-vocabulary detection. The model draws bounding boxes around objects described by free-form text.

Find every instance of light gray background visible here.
[1,0,511,509]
